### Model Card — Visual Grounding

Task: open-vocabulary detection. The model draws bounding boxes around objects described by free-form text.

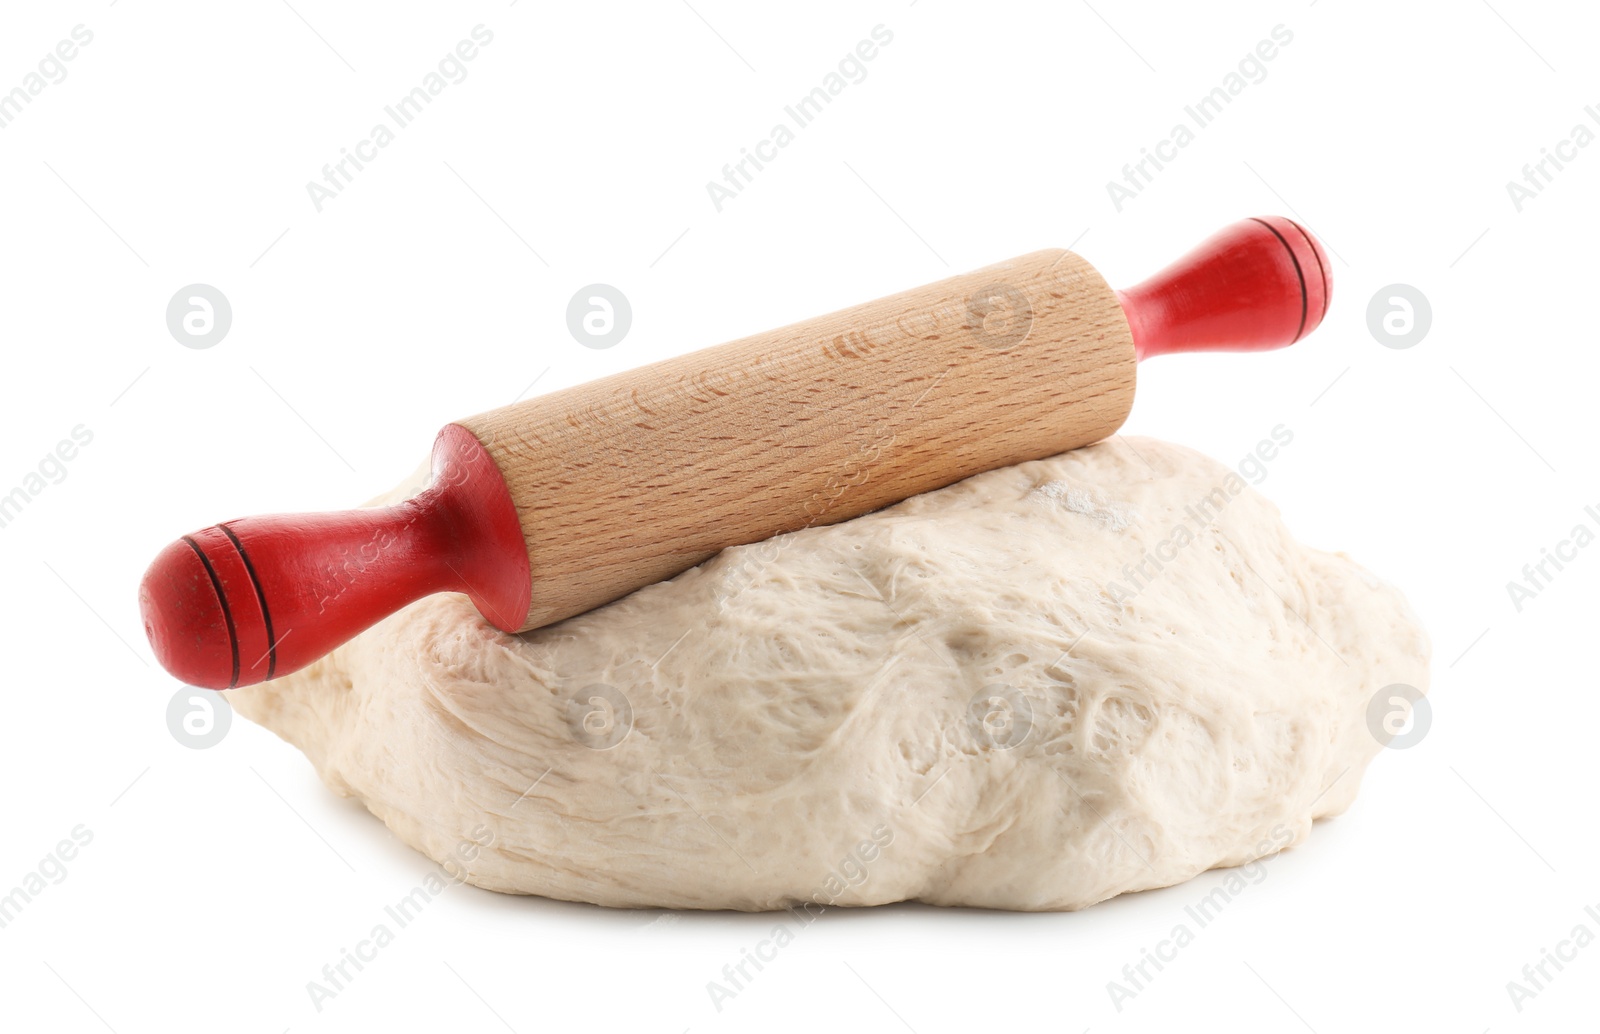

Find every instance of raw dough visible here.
[230,437,1429,911]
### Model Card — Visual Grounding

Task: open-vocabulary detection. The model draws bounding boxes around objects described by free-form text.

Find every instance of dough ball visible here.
[229,437,1429,911]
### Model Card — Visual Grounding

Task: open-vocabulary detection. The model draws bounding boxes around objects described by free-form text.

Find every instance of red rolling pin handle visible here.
[1119,214,1330,361]
[140,216,1331,691]
[138,426,528,690]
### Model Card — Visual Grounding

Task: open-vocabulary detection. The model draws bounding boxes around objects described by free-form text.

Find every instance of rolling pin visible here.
[141,216,1330,689]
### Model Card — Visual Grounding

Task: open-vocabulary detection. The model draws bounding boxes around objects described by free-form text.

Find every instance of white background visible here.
[1,1,1595,1031]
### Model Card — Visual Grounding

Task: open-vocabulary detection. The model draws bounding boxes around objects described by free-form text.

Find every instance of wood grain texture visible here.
[459,249,1137,631]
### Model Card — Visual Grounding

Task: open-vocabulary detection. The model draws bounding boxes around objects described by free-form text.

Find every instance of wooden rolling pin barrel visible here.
[140,216,1330,690]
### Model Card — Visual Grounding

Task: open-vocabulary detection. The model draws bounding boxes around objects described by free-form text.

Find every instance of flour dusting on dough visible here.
[1029,480,1137,530]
